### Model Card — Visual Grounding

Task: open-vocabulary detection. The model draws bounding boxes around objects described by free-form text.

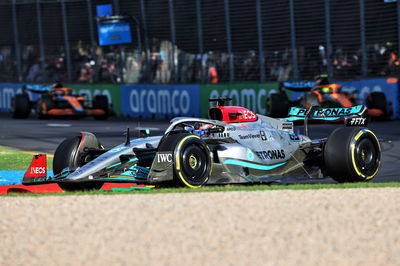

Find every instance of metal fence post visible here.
[324,0,333,78]
[61,0,72,82]
[36,0,46,81]
[140,0,150,83]
[168,0,177,83]
[397,0,400,62]
[196,0,205,83]
[360,0,367,77]
[224,0,234,82]
[289,0,299,81]
[256,0,265,83]
[113,0,120,14]
[86,0,98,83]
[11,0,22,82]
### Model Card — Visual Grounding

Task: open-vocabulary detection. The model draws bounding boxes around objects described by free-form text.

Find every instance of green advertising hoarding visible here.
[200,83,280,118]
[66,84,121,116]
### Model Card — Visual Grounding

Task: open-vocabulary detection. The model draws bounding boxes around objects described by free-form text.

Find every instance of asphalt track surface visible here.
[0,113,399,183]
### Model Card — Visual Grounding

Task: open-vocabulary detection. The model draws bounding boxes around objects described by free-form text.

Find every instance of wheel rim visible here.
[354,138,378,176]
[181,144,208,183]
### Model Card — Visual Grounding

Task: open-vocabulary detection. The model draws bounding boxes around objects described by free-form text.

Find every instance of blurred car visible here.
[11,83,109,120]
[266,74,390,119]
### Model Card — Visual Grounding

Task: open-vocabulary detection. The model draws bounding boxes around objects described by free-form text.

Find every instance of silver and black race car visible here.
[23,98,381,190]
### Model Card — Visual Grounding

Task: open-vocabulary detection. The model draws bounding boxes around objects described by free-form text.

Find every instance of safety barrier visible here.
[0,78,398,119]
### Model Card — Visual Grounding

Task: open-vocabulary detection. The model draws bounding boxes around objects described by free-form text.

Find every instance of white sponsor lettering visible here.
[129,88,191,115]
[30,167,46,174]
[349,117,366,126]
[0,88,16,110]
[157,153,172,163]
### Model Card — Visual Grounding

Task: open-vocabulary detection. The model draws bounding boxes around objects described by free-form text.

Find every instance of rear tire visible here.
[266,92,290,117]
[173,134,212,188]
[36,94,54,119]
[324,127,381,183]
[93,95,109,120]
[11,94,30,118]
[367,92,387,117]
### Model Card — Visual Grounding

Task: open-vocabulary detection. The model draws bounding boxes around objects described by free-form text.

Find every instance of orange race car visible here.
[11,83,109,120]
[266,74,390,119]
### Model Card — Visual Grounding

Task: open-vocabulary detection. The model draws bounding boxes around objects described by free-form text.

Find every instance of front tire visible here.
[173,135,212,188]
[53,135,103,191]
[324,127,381,183]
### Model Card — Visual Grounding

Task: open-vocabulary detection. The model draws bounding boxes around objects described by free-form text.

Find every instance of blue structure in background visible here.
[121,84,201,118]
[96,4,133,46]
[96,4,113,16]
[98,23,132,46]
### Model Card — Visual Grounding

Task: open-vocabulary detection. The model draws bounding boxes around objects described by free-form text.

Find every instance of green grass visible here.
[0,146,53,170]
[2,181,400,197]
[1,145,399,197]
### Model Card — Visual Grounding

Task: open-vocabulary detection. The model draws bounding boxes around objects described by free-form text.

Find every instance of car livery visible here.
[21,98,381,190]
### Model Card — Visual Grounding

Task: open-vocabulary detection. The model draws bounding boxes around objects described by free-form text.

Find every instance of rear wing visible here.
[281,81,316,92]
[22,84,53,94]
[285,105,368,136]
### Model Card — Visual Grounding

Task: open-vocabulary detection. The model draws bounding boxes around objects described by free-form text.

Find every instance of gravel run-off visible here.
[1,188,400,266]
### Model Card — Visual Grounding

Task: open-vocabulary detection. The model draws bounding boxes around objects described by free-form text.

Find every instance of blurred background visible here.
[1,0,399,84]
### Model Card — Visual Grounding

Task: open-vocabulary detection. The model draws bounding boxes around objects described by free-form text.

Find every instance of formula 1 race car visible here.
[20,98,381,191]
[11,84,109,120]
[267,74,389,119]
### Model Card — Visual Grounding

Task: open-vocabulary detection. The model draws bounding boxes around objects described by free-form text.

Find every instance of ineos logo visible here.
[157,153,172,163]
[30,167,46,174]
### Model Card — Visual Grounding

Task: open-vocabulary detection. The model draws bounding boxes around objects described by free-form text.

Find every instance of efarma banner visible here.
[121,84,200,118]
[200,83,280,117]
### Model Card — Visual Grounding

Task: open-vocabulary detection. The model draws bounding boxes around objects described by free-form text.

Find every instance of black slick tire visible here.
[173,134,212,188]
[324,127,381,183]
[367,91,387,117]
[36,94,54,119]
[93,95,109,120]
[53,136,81,175]
[11,94,30,118]
[266,92,290,118]
[53,136,103,191]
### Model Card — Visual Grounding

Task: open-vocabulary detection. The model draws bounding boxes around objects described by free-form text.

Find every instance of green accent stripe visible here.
[223,159,286,170]
[107,176,141,181]
[106,158,138,169]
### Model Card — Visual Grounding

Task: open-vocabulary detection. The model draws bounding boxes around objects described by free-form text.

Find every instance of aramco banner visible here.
[121,84,200,118]
[200,83,279,118]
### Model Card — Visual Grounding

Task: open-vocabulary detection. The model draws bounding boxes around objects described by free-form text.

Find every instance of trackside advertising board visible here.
[66,84,121,116]
[121,84,200,118]
[200,83,279,117]
[0,83,42,112]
